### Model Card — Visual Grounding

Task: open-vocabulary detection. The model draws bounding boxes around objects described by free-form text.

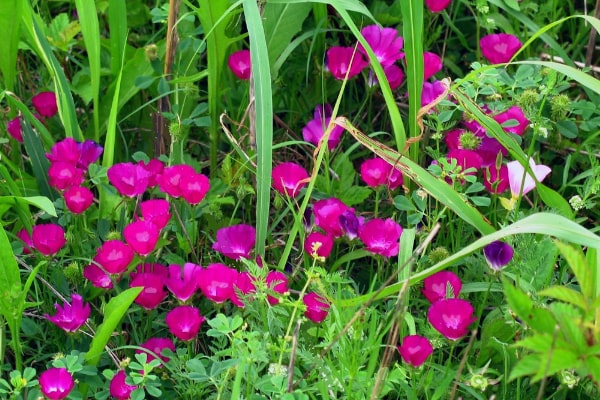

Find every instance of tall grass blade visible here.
[20,119,55,201]
[108,0,128,77]
[0,0,22,91]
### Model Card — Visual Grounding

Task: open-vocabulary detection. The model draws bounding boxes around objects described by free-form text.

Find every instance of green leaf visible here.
[20,119,56,202]
[553,241,592,299]
[0,0,22,91]
[393,195,416,212]
[538,286,587,311]
[85,287,143,366]
[509,354,542,381]
[0,196,56,218]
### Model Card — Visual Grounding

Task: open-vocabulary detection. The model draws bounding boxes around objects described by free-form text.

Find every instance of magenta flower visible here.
[132,263,169,280]
[110,370,137,400]
[94,240,134,274]
[272,162,310,198]
[360,157,403,190]
[157,164,196,198]
[302,104,345,150]
[138,158,164,187]
[48,161,85,191]
[304,231,334,260]
[107,162,150,198]
[212,224,256,260]
[64,186,94,214]
[130,272,168,310]
[17,228,34,254]
[358,218,403,257]
[380,64,405,90]
[493,106,529,136]
[180,172,210,205]
[507,158,551,198]
[484,164,509,194]
[231,272,257,307]
[445,128,505,168]
[32,91,58,118]
[137,337,175,364]
[427,298,476,340]
[45,293,90,333]
[83,264,113,289]
[124,220,160,256]
[326,46,369,80]
[196,263,239,304]
[166,305,206,341]
[484,241,514,270]
[313,197,353,237]
[228,49,251,80]
[422,271,462,303]
[46,138,81,166]
[39,367,74,400]
[140,199,171,230]
[7,117,22,142]
[358,25,404,66]
[166,263,200,302]
[423,52,442,80]
[397,335,433,367]
[266,271,289,305]
[425,0,452,12]
[421,80,447,107]
[480,33,522,64]
[447,148,483,176]
[76,139,103,169]
[32,223,66,256]
[303,292,330,323]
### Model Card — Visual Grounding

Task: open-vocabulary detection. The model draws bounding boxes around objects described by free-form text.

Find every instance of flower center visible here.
[459,132,482,150]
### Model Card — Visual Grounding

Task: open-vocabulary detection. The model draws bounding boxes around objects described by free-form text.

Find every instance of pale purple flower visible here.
[507,158,551,197]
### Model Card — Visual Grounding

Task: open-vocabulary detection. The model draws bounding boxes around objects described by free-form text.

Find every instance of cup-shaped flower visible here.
[493,106,529,136]
[110,370,137,400]
[76,139,103,170]
[48,161,85,191]
[397,335,433,367]
[196,263,239,304]
[313,198,353,237]
[166,263,200,302]
[379,64,405,90]
[326,46,369,80]
[64,186,94,214]
[272,162,309,198]
[266,271,289,305]
[484,164,509,194]
[124,220,160,256]
[423,52,443,80]
[231,272,257,307]
[357,25,404,66]
[302,104,345,150]
[480,33,522,64]
[304,231,335,261]
[425,0,452,12]
[39,367,74,400]
[17,228,34,254]
[94,240,134,274]
[83,264,113,289]
[166,305,206,341]
[140,199,171,230]
[46,138,81,165]
[228,49,251,80]
[32,91,58,118]
[32,223,66,256]
[7,117,23,142]
[507,158,551,198]
[180,172,210,205]
[131,272,168,310]
[45,293,90,333]
[137,337,175,364]
[157,164,196,198]
[422,271,462,303]
[358,218,403,257]
[484,241,514,270]
[360,157,403,190]
[421,80,447,107]
[212,224,256,260]
[139,158,164,187]
[427,298,476,340]
[107,162,150,198]
[303,292,330,323]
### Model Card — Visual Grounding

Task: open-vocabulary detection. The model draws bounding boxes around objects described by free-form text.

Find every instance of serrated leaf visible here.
[532,349,579,382]
[539,285,587,311]
[509,354,542,381]
[393,195,416,211]
[554,241,592,299]
[338,186,372,207]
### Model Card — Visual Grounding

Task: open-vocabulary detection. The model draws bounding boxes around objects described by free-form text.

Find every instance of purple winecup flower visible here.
[483,241,514,270]
[303,292,330,323]
[212,224,256,260]
[228,49,251,80]
[427,298,477,340]
[326,46,369,80]
[39,367,74,400]
[422,271,462,303]
[480,33,522,64]
[357,25,404,67]
[397,335,433,367]
[165,305,206,341]
[45,293,91,333]
[358,218,403,257]
[272,162,310,198]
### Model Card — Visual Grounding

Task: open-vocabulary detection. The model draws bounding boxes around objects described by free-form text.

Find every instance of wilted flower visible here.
[480,33,522,64]
[76,139,103,169]
[425,0,452,12]
[48,161,85,191]
[130,272,168,310]
[339,209,363,240]
[427,298,476,340]
[39,367,74,400]
[166,305,206,341]
[32,91,58,118]
[124,220,160,256]
[180,172,210,205]
[196,263,240,304]
[140,199,171,230]
[507,158,551,198]
[483,241,514,270]
[32,223,66,256]
[304,231,335,260]
[358,218,403,257]
[326,46,369,80]
[212,224,256,260]
[397,335,433,367]
[45,293,90,333]
[493,106,529,135]
[110,370,137,400]
[358,25,404,66]
[303,292,330,323]
[64,186,94,214]
[137,337,175,364]
[157,164,196,198]
[6,117,22,142]
[166,263,200,302]
[107,162,150,198]
[313,197,353,237]
[228,49,251,80]
[266,271,289,305]
[360,157,403,190]
[94,240,134,274]
[302,104,345,150]
[272,162,310,198]
[422,271,462,303]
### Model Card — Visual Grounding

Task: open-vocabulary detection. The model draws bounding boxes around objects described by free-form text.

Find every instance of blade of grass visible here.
[20,119,56,201]
[0,0,22,91]
[108,0,127,77]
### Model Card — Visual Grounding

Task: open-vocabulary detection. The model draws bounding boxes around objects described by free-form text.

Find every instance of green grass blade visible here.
[242,0,273,258]
[108,0,128,77]
[74,0,101,141]
[0,0,22,91]
[20,119,56,201]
